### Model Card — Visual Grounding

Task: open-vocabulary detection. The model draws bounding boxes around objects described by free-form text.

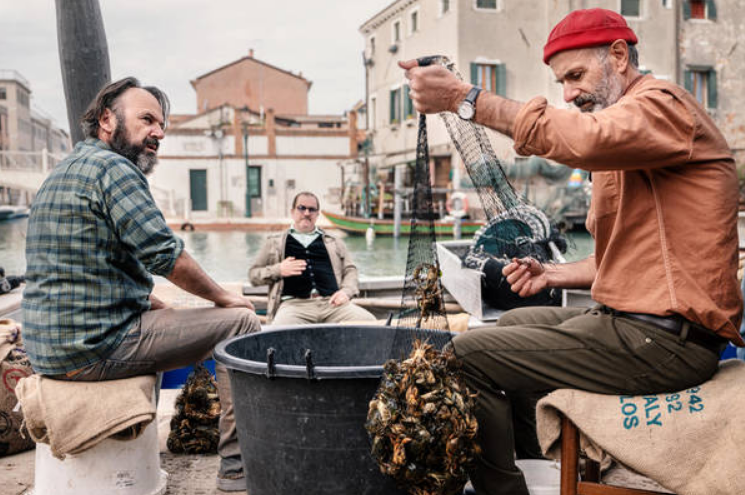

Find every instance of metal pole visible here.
[243,123,252,217]
[393,164,403,238]
[56,0,111,144]
[362,51,371,218]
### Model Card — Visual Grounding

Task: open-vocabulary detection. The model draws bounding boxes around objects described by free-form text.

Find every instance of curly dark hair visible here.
[80,77,170,139]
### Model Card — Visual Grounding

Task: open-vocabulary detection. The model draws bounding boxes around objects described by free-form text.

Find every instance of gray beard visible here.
[575,64,625,113]
[136,153,157,175]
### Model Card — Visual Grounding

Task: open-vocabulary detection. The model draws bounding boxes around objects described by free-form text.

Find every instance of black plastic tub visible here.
[214,324,450,495]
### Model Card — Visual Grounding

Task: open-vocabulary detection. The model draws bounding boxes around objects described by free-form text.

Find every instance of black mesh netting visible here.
[366,110,477,495]
[431,55,566,310]
[393,113,451,347]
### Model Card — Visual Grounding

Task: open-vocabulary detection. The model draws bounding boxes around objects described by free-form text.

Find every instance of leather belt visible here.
[615,311,727,354]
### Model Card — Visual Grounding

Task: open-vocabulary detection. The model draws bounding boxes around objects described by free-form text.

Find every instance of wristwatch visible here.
[457,86,482,120]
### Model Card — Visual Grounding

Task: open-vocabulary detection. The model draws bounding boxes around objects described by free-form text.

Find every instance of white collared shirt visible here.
[289,224,323,248]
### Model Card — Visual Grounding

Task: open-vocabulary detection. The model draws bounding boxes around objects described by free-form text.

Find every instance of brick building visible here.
[191,49,312,116]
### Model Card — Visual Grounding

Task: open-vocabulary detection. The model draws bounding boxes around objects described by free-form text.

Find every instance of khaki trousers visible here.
[51,307,261,463]
[271,297,376,325]
[452,305,721,495]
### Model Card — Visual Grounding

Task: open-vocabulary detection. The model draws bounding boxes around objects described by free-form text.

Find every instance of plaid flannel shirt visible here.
[22,138,184,375]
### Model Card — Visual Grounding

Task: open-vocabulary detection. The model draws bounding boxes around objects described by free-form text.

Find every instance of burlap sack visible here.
[0,318,35,457]
[537,359,745,495]
[16,373,156,459]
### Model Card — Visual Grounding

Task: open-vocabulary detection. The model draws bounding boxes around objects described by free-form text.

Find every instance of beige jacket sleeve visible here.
[334,237,360,298]
[248,236,283,286]
[512,79,706,171]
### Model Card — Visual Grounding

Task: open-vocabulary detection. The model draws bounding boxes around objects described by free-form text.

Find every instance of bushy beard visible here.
[110,112,159,175]
[574,62,625,113]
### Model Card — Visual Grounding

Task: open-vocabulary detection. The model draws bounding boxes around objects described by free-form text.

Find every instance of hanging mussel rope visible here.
[167,363,221,455]
[366,113,480,495]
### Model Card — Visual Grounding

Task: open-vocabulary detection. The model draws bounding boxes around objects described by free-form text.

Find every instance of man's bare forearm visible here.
[166,251,231,305]
[544,255,596,290]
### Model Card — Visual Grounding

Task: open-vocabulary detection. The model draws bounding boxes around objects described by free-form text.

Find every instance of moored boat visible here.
[0,206,29,222]
[322,210,484,236]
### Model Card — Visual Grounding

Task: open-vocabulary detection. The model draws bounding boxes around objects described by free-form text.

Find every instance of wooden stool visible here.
[559,416,672,495]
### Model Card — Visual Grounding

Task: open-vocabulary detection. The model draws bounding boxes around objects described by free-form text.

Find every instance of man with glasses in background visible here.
[249,191,375,325]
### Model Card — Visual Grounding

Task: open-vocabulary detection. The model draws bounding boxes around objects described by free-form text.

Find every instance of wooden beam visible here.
[578,482,670,495]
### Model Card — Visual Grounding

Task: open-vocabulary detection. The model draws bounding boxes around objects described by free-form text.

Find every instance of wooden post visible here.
[56,0,111,144]
[561,417,579,495]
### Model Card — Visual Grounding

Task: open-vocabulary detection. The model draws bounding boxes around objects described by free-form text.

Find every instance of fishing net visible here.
[393,113,450,341]
[426,55,566,310]
[367,106,478,495]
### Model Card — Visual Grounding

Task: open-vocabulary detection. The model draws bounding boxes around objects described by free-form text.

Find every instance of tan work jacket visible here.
[248,230,361,322]
[513,75,743,345]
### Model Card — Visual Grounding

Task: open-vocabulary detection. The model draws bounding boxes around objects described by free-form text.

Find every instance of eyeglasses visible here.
[296,205,319,214]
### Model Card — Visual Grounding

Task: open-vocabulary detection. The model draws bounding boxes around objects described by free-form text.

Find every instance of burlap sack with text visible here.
[0,319,35,457]
[537,359,745,495]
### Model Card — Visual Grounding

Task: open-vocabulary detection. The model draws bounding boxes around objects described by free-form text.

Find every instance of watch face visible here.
[458,102,474,120]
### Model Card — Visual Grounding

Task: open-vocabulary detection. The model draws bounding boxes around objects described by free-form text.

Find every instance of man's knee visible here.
[348,304,376,322]
[222,308,261,338]
[497,307,536,327]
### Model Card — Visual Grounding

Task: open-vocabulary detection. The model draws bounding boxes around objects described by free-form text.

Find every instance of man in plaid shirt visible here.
[23,77,258,491]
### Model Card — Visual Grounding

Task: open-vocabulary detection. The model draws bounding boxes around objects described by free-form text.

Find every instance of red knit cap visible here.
[543,8,638,64]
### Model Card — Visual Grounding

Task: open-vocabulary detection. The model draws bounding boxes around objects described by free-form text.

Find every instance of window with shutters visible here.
[621,0,641,17]
[683,0,716,20]
[0,87,5,100]
[392,19,401,43]
[403,85,415,121]
[408,8,420,35]
[471,63,506,96]
[389,88,401,124]
[684,67,717,110]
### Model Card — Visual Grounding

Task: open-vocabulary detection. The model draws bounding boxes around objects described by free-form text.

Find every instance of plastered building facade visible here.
[360,0,743,202]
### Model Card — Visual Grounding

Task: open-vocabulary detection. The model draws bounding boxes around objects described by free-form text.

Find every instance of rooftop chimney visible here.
[248,49,254,58]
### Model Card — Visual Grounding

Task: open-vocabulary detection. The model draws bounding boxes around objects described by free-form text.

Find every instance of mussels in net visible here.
[365,340,480,495]
[167,364,221,454]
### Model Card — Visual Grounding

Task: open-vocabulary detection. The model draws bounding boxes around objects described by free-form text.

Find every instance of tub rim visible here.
[213,323,423,380]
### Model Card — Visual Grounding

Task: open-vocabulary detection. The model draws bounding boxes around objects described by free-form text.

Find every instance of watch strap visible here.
[465,86,482,105]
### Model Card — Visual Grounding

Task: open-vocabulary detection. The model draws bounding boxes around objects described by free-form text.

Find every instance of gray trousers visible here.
[50,307,261,466]
[451,305,721,495]
[271,297,376,325]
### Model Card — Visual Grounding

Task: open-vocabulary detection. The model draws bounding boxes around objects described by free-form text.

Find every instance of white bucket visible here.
[516,459,561,495]
[32,419,168,495]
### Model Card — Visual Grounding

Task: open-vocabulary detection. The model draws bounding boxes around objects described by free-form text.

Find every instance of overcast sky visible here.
[0,1,394,133]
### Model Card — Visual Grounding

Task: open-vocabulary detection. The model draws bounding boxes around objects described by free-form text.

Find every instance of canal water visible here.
[0,218,593,282]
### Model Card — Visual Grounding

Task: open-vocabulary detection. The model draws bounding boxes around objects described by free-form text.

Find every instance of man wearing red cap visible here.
[401,8,742,495]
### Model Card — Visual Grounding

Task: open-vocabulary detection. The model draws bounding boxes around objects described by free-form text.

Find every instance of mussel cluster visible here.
[365,340,480,495]
[167,364,221,454]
